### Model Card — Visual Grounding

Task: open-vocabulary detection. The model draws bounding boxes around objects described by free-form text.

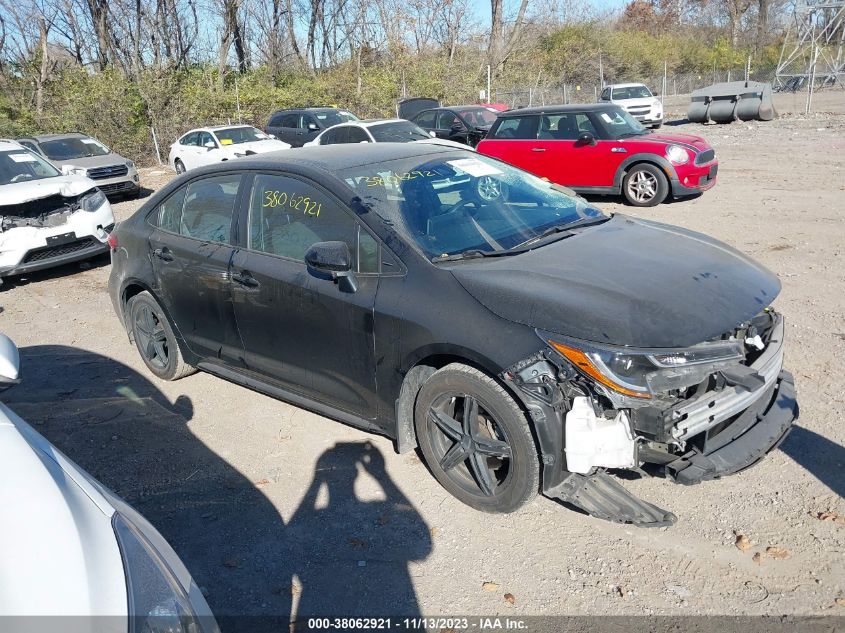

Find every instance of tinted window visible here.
[277,113,300,128]
[347,127,370,143]
[157,188,188,234]
[269,113,289,127]
[311,110,358,127]
[414,111,436,128]
[40,137,110,160]
[600,88,611,100]
[368,121,429,142]
[490,116,538,140]
[539,114,584,140]
[180,132,199,146]
[611,85,653,99]
[198,132,216,148]
[454,108,498,126]
[174,174,241,243]
[248,173,377,272]
[18,141,41,153]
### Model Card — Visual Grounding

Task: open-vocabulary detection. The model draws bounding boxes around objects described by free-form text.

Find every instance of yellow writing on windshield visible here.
[364,169,441,187]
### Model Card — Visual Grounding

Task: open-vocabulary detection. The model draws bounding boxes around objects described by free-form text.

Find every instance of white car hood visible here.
[615,97,659,108]
[0,404,127,616]
[0,175,97,207]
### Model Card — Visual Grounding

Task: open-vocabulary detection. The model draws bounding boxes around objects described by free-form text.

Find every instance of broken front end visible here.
[502,308,798,527]
[0,188,114,277]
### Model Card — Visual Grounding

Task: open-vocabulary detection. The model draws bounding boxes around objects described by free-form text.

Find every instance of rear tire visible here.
[414,363,539,513]
[174,159,186,174]
[622,163,669,207]
[127,291,195,381]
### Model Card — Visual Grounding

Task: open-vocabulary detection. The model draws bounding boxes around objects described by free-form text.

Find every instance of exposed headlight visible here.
[665,145,689,165]
[113,513,206,633]
[81,188,107,212]
[126,160,135,170]
[545,336,745,399]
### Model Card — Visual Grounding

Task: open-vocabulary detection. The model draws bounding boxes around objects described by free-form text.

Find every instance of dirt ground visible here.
[1,102,844,625]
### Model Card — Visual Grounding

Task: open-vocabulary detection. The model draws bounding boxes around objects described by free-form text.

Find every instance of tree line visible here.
[0,0,789,164]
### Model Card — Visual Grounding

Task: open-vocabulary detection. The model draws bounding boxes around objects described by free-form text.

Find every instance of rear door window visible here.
[414,111,436,128]
[347,127,370,143]
[248,173,379,272]
[162,174,241,243]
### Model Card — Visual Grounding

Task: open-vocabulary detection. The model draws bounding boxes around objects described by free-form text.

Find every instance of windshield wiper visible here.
[431,249,491,262]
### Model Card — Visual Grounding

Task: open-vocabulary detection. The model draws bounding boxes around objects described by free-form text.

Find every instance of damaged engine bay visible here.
[0,189,96,231]
[502,307,798,527]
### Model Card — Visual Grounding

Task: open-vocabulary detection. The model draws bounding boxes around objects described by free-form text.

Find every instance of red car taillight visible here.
[107,233,118,250]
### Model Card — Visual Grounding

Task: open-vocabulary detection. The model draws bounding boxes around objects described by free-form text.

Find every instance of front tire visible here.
[414,364,540,513]
[128,291,195,381]
[174,159,186,174]
[622,163,669,207]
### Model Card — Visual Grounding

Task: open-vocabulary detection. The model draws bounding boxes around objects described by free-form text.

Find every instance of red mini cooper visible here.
[477,103,718,207]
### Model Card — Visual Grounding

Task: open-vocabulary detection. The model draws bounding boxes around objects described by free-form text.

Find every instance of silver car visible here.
[17,133,141,197]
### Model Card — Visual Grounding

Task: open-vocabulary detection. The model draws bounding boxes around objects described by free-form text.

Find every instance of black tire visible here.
[174,159,186,174]
[127,291,195,381]
[622,163,669,207]
[652,122,663,129]
[414,363,539,513]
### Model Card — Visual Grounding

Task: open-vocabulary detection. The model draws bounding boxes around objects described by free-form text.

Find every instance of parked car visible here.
[265,108,359,147]
[17,133,141,197]
[0,140,114,278]
[599,83,663,128]
[108,144,796,525]
[0,333,219,630]
[304,118,470,150]
[477,103,718,207]
[168,125,291,174]
[408,106,499,147]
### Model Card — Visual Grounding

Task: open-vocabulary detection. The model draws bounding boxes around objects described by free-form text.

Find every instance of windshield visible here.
[40,137,110,160]
[340,152,605,260]
[314,110,359,127]
[369,121,430,142]
[591,107,647,139]
[612,85,653,100]
[214,126,270,145]
[0,149,61,186]
[455,108,498,127]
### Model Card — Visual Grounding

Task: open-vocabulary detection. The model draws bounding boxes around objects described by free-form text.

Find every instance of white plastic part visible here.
[564,397,636,474]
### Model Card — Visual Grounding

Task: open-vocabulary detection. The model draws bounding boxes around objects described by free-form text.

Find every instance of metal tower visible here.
[775,0,845,89]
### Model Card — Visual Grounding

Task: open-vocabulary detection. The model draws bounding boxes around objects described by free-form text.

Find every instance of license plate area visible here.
[46,232,77,247]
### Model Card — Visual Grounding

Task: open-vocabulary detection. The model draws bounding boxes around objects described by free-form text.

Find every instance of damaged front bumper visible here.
[502,310,798,526]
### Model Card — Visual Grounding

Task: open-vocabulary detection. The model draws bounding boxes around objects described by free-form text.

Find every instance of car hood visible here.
[0,404,127,615]
[640,131,711,151]
[616,97,659,108]
[49,153,128,169]
[448,214,780,348]
[0,175,97,207]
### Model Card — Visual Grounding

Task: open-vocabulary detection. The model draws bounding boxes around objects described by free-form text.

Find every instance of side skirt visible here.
[197,361,387,437]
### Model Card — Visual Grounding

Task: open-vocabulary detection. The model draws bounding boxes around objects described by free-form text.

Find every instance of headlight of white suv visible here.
[665,145,689,165]
[113,513,206,633]
[126,160,135,170]
[81,189,107,212]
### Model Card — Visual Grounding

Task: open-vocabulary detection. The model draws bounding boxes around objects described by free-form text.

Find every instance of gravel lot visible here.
[1,94,843,625]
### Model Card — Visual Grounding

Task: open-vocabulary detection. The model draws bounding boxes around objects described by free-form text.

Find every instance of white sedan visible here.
[0,333,219,632]
[168,125,291,173]
[304,118,473,150]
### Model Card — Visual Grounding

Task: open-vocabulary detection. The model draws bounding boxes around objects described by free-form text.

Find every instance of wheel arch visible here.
[120,281,191,360]
[612,153,677,191]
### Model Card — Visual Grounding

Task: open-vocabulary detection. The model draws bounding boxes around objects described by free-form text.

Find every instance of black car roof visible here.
[18,132,87,142]
[194,142,461,176]
[271,107,348,114]
[499,103,617,117]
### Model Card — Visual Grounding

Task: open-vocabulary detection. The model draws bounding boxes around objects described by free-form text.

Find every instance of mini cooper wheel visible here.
[174,159,186,174]
[623,163,668,207]
[476,176,508,202]
[128,291,195,381]
[414,364,539,513]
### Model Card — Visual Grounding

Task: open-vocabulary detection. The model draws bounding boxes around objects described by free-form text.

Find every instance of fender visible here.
[612,153,679,191]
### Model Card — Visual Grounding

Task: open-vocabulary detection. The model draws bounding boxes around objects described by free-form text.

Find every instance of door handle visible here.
[531,147,546,152]
[153,247,174,262]
[232,271,260,288]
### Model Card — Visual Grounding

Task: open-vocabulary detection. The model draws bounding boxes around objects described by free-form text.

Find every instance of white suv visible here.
[599,83,663,128]
[0,140,115,278]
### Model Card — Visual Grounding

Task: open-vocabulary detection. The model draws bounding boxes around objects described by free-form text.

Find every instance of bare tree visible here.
[489,0,530,71]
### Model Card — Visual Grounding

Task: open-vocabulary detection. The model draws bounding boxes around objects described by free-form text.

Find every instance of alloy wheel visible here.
[427,393,513,497]
[134,304,169,370]
[626,170,658,203]
[477,176,505,201]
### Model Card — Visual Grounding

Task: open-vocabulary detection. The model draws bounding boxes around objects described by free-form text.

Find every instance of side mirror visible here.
[268,134,277,139]
[429,131,436,138]
[307,123,320,132]
[576,131,597,147]
[203,141,216,149]
[304,241,358,293]
[0,333,21,390]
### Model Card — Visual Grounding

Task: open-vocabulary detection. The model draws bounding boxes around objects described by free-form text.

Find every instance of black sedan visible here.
[409,106,499,147]
[108,144,797,523]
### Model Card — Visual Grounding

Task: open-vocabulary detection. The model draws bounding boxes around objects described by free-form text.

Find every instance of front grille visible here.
[22,237,101,263]
[87,164,129,180]
[626,106,651,114]
[99,181,132,193]
[695,149,716,165]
